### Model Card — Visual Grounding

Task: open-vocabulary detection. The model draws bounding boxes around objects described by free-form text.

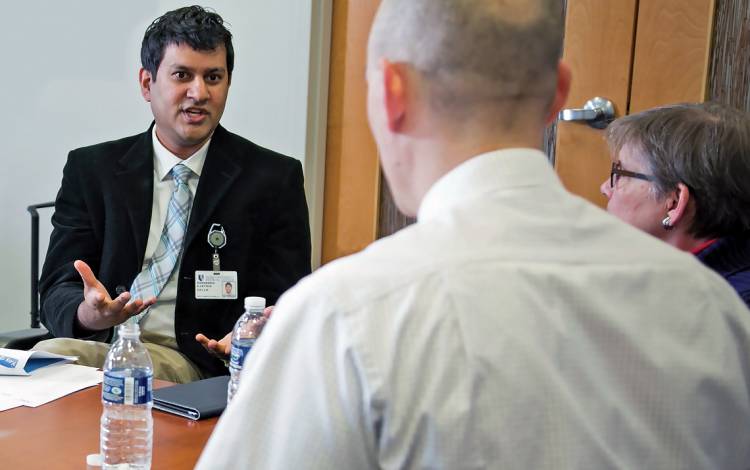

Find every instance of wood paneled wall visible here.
[709,0,750,111]
[377,180,415,239]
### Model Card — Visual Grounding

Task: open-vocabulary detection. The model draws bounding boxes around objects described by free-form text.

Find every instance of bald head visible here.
[368,0,564,120]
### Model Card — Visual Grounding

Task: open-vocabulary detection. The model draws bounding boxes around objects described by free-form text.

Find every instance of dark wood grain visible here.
[709,0,750,111]
[377,178,416,239]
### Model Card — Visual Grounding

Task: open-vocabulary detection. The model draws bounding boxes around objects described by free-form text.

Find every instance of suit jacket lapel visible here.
[114,126,154,268]
[185,125,242,250]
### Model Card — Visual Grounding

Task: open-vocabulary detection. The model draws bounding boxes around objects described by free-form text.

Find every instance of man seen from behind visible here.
[198,0,750,467]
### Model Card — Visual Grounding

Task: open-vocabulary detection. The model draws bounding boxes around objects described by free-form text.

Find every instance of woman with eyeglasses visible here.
[600,102,750,308]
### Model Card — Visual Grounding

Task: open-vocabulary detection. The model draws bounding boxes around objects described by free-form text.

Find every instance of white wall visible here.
[0,1,330,331]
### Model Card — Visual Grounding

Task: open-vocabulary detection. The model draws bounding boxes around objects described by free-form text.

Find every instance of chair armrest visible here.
[0,327,51,350]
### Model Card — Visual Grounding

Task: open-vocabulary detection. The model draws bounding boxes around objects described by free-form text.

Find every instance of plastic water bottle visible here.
[228,296,267,403]
[100,320,154,470]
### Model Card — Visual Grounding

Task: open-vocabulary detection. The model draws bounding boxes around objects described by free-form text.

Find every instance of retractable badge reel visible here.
[207,223,227,272]
[195,224,237,300]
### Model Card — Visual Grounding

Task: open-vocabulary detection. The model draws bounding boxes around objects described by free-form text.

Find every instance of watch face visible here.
[209,231,225,247]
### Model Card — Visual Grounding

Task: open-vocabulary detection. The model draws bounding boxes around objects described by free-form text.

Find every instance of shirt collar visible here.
[417,148,559,222]
[691,238,718,255]
[151,125,210,181]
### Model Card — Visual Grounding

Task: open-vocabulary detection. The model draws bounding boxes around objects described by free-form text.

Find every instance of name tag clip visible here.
[207,223,227,272]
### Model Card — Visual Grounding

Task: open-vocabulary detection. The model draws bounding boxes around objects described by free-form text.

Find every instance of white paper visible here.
[0,347,77,376]
[0,363,102,407]
[0,396,24,412]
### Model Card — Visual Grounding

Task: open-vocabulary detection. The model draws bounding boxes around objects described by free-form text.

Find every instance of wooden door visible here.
[556,0,715,207]
[322,0,382,263]
[554,0,638,208]
[324,0,726,259]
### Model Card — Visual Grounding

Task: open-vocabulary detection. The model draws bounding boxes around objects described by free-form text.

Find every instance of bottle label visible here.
[229,339,257,371]
[102,372,153,405]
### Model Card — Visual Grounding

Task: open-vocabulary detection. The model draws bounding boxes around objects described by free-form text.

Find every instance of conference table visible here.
[0,379,217,469]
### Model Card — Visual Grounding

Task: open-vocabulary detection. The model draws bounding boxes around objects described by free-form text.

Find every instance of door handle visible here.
[558,97,616,129]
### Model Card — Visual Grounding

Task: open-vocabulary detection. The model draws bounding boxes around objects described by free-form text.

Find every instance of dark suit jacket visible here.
[39,124,312,377]
[696,236,750,309]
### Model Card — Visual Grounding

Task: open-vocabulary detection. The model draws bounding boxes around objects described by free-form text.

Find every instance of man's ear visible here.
[382,59,407,132]
[666,183,691,227]
[544,61,572,126]
[139,68,153,102]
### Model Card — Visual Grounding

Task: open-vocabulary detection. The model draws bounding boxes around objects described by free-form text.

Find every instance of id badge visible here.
[195,271,238,299]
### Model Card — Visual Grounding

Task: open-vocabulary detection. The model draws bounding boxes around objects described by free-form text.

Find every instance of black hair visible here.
[141,5,234,79]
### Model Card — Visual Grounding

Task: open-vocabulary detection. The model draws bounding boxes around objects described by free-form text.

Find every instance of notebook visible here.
[153,375,229,420]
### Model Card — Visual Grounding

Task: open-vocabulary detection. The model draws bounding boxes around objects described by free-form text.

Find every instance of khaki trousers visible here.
[34,336,204,384]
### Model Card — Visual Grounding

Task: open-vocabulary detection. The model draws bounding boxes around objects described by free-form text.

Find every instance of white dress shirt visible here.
[138,126,209,347]
[198,149,750,469]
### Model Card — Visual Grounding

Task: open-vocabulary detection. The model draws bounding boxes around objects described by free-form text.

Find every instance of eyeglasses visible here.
[609,162,655,188]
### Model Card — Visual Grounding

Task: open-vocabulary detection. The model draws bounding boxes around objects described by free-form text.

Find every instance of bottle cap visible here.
[244,296,266,310]
[117,318,141,336]
[86,453,102,467]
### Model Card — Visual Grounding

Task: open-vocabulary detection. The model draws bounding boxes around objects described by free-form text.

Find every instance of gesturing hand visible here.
[74,260,156,331]
[195,306,275,362]
[195,331,233,360]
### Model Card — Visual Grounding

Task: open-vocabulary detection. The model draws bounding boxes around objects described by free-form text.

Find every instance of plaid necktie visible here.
[129,163,193,323]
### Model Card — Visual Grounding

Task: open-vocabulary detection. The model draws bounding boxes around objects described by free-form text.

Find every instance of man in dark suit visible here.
[35,6,311,382]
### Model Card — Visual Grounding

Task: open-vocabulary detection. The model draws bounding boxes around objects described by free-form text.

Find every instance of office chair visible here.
[0,202,55,349]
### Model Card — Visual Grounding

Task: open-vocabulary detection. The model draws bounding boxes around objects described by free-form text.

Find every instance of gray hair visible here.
[606,102,750,238]
[368,0,564,120]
